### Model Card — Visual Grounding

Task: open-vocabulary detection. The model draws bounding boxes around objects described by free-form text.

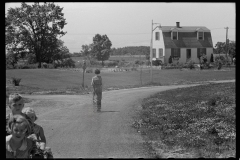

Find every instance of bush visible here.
[152,59,162,66]
[42,62,48,68]
[62,58,75,68]
[16,64,38,69]
[186,60,195,69]
[85,68,93,73]
[11,77,21,86]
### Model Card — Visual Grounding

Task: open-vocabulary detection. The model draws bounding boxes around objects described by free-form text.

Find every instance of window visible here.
[155,32,160,40]
[198,32,203,40]
[187,49,191,59]
[152,48,156,58]
[197,48,206,58]
[171,48,180,58]
[172,31,177,40]
[159,48,163,57]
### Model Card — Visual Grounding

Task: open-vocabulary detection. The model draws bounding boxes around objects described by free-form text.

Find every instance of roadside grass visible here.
[132,82,235,158]
[6,68,235,96]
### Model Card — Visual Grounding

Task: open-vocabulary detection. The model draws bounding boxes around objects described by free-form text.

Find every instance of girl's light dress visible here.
[6,135,35,158]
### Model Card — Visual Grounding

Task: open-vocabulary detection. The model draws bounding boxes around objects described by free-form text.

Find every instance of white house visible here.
[152,22,214,64]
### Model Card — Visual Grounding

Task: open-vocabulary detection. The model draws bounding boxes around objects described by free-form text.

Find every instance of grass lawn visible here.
[132,82,235,158]
[6,68,235,95]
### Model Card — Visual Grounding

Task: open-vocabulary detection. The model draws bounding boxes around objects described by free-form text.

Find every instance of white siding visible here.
[206,48,213,61]
[152,28,165,62]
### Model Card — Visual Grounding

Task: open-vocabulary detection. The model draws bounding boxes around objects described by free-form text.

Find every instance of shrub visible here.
[152,59,162,66]
[85,68,93,73]
[62,58,75,68]
[11,77,21,86]
[42,62,48,68]
[186,60,195,69]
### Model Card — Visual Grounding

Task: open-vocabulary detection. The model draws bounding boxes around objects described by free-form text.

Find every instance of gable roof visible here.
[162,32,213,48]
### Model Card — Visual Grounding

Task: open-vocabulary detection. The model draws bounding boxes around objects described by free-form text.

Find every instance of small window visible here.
[171,48,180,57]
[198,32,203,40]
[155,32,160,40]
[159,48,163,57]
[152,48,156,58]
[172,31,177,40]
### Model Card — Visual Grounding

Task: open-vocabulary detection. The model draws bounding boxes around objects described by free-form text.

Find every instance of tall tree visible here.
[91,34,112,66]
[214,42,226,56]
[5,2,67,68]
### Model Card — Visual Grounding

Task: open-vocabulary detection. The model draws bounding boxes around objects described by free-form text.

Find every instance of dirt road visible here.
[22,80,234,158]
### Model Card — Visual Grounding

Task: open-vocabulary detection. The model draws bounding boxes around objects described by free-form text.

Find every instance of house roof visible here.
[160,26,211,32]
[162,32,213,48]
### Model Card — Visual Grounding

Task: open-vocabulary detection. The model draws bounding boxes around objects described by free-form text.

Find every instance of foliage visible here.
[111,46,150,58]
[152,59,162,66]
[91,34,112,66]
[62,58,75,68]
[6,51,19,68]
[11,77,22,86]
[5,2,67,68]
[228,41,235,58]
[134,83,235,158]
[80,44,93,62]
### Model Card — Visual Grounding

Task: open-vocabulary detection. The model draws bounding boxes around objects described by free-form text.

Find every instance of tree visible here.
[91,34,112,66]
[80,44,92,60]
[6,51,19,68]
[214,42,226,56]
[228,41,235,59]
[5,2,67,68]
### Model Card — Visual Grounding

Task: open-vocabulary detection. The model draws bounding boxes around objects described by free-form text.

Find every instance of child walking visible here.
[91,69,103,112]
[6,114,36,158]
[22,107,53,158]
[6,93,33,136]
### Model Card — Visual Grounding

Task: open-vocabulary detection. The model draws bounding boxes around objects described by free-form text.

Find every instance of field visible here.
[71,55,146,63]
[133,82,235,158]
[6,68,235,95]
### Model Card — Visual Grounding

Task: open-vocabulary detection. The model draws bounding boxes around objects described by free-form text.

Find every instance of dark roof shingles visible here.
[162,32,213,48]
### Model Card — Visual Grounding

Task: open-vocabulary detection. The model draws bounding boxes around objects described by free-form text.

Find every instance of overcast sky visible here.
[5,2,235,53]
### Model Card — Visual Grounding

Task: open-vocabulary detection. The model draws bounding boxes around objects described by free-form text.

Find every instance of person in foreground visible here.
[91,69,103,112]
[6,114,36,158]
[23,107,53,158]
[6,93,33,136]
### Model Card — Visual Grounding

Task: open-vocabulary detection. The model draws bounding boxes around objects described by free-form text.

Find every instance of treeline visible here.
[111,46,150,56]
[71,46,150,57]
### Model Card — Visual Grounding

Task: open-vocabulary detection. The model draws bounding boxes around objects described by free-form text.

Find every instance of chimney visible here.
[176,22,180,28]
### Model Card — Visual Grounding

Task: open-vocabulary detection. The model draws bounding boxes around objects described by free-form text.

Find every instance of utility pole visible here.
[150,20,161,83]
[224,27,229,61]
[150,20,153,83]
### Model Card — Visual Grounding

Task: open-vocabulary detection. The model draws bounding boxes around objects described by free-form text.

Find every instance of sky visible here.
[5,2,235,53]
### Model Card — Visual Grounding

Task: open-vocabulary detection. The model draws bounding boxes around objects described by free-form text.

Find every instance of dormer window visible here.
[198,31,204,40]
[172,31,178,40]
[196,28,204,40]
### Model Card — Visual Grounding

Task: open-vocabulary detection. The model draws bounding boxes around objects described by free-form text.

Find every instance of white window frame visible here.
[198,31,204,40]
[172,31,178,40]
[159,48,163,57]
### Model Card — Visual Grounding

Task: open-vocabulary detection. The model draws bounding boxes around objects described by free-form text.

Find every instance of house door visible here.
[186,49,191,62]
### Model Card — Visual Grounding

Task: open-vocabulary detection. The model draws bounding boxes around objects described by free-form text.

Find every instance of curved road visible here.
[22,80,234,158]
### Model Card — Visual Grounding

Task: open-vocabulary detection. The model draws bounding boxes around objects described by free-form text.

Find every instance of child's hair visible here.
[22,107,38,121]
[9,93,23,105]
[95,69,100,74]
[8,114,31,136]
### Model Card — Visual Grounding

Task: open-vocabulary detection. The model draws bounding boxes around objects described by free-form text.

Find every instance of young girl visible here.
[22,107,53,158]
[6,114,36,158]
[6,93,33,136]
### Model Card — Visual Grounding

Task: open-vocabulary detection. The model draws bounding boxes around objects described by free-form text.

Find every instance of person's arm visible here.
[38,127,46,150]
